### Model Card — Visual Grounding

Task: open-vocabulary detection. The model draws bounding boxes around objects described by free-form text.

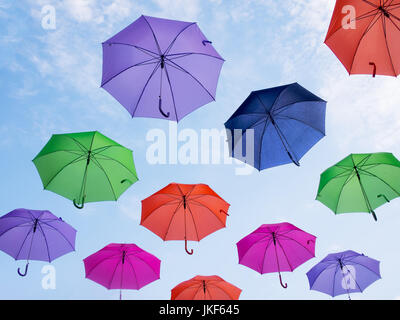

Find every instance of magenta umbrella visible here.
[237,222,316,288]
[83,243,161,299]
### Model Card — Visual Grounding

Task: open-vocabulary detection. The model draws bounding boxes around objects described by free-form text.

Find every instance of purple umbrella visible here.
[0,209,77,276]
[306,250,381,300]
[101,15,224,122]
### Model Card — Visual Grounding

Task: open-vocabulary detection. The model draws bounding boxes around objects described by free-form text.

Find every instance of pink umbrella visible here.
[83,243,161,299]
[236,222,316,288]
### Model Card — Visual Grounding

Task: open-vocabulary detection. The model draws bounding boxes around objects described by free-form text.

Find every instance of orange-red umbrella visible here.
[141,183,230,255]
[171,275,242,300]
[325,0,400,77]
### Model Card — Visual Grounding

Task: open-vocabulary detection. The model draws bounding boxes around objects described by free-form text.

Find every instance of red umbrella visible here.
[325,0,400,77]
[141,183,230,255]
[171,275,242,300]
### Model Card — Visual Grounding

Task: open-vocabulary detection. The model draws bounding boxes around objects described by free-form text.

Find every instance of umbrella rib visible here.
[76,133,97,203]
[277,233,315,257]
[163,64,179,120]
[92,153,138,181]
[85,253,122,276]
[126,258,141,289]
[190,283,204,300]
[238,234,272,264]
[334,171,357,213]
[206,284,234,299]
[317,170,353,196]
[36,222,52,262]
[164,23,197,55]
[42,155,87,189]
[331,264,340,297]
[382,15,397,75]
[140,201,181,225]
[164,59,216,100]
[356,167,400,196]
[185,203,200,241]
[308,263,336,289]
[131,62,161,117]
[344,258,381,277]
[275,114,325,136]
[126,253,160,278]
[349,12,382,73]
[257,118,270,170]
[189,200,226,227]
[90,157,118,201]
[14,228,34,261]
[101,57,159,87]
[276,238,294,272]
[142,16,162,55]
[38,221,75,251]
[107,259,122,290]
[106,42,159,58]
[260,238,273,274]
[205,285,213,300]
[166,52,224,61]
[0,222,33,238]
[67,136,89,153]
[163,202,184,240]
[273,100,324,115]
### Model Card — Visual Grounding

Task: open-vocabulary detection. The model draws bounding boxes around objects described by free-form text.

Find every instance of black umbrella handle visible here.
[279,273,287,289]
[369,62,376,77]
[159,97,170,118]
[73,196,85,209]
[17,263,29,277]
[185,238,194,255]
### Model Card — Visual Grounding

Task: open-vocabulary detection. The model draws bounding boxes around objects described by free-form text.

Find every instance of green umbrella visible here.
[33,131,138,209]
[316,153,400,221]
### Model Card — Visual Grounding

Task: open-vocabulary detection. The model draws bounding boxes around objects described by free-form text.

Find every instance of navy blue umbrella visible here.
[224,83,326,170]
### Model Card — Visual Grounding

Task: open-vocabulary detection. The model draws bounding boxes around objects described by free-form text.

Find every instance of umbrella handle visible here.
[279,273,287,289]
[369,62,376,77]
[73,197,85,209]
[202,40,212,46]
[185,238,193,255]
[159,97,170,118]
[17,263,29,277]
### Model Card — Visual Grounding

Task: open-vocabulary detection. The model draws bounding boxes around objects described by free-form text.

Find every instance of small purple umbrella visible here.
[0,209,77,276]
[306,250,381,300]
[101,15,224,122]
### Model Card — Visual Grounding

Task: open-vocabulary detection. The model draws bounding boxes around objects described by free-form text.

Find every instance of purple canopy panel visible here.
[237,222,316,288]
[101,15,224,122]
[306,250,381,299]
[83,243,161,299]
[0,208,77,276]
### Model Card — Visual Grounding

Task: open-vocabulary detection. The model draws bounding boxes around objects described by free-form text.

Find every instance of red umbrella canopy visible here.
[141,183,230,255]
[325,0,400,77]
[171,275,242,300]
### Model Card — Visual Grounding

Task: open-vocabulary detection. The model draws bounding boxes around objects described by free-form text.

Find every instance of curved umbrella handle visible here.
[73,197,85,209]
[279,273,287,289]
[159,96,170,118]
[185,238,193,255]
[369,62,376,77]
[18,263,29,277]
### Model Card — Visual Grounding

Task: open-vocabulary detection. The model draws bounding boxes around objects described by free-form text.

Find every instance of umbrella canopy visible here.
[83,243,161,299]
[307,250,381,299]
[33,131,138,209]
[171,275,242,300]
[316,152,400,221]
[325,0,400,77]
[0,209,76,276]
[141,183,230,255]
[224,83,326,170]
[237,222,316,288]
[101,15,224,122]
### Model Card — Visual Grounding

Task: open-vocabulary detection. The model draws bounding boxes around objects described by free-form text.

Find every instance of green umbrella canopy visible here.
[316,153,400,221]
[33,131,138,209]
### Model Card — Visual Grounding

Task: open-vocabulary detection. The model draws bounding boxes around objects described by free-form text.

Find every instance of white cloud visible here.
[152,0,201,21]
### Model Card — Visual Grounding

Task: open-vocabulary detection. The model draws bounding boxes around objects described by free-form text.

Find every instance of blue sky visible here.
[1,0,400,300]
